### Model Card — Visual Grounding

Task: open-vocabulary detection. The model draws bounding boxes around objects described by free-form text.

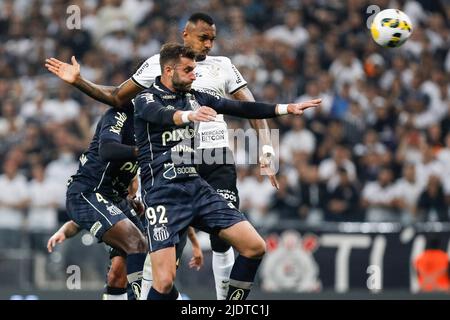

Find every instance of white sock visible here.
[177,292,183,300]
[102,293,127,300]
[212,247,235,300]
[139,253,153,300]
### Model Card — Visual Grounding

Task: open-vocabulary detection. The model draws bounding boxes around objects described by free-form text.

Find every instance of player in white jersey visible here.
[45,12,278,300]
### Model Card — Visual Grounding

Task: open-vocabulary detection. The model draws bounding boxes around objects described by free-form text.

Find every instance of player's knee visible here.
[242,237,266,259]
[252,237,266,258]
[153,272,175,294]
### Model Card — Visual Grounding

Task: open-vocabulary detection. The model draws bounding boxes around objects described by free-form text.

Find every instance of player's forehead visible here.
[191,20,216,37]
[177,57,196,70]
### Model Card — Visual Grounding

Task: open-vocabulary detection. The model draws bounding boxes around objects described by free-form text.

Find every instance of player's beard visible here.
[172,73,192,92]
[195,53,207,61]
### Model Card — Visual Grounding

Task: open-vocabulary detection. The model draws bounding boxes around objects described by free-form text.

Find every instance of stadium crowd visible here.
[0,0,449,241]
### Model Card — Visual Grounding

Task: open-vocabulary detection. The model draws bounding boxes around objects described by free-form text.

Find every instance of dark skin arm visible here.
[45,56,143,108]
[46,220,80,253]
[232,87,279,189]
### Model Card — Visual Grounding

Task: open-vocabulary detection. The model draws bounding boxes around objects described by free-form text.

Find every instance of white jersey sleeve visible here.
[223,57,248,95]
[131,54,161,89]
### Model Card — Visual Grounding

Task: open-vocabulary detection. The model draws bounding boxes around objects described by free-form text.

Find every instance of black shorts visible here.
[197,161,240,209]
[143,177,246,253]
[66,192,133,241]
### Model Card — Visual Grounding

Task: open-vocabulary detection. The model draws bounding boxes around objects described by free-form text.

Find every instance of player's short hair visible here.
[188,12,214,26]
[159,43,196,71]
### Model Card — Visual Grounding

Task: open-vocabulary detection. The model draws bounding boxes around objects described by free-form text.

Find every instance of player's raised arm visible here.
[45,56,142,108]
[47,220,80,253]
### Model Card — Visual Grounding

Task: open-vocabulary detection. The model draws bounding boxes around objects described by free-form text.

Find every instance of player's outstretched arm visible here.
[187,227,204,271]
[176,98,322,125]
[202,95,322,120]
[47,220,80,253]
[45,56,142,108]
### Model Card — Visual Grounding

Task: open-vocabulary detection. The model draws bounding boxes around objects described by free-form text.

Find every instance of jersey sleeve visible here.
[131,54,161,89]
[223,57,248,95]
[133,92,177,125]
[99,109,127,144]
[197,92,276,119]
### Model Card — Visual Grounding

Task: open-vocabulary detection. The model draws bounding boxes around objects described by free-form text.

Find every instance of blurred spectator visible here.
[329,50,365,91]
[417,175,449,222]
[0,99,25,140]
[27,163,59,232]
[319,145,356,192]
[95,0,134,40]
[0,159,29,231]
[45,129,79,222]
[297,163,327,223]
[354,129,389,183]
[361,167,399,222]
[265,11,309,49]
[268,175,301,220]
[41,85,80,125]
[324,167,361,222]
[415,143,445,190]
[392,163,423,223]
[238,166,276,228]
[280,117,316,164]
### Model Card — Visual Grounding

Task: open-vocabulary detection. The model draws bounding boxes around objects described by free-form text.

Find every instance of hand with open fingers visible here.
[189,246,204,271]
[47,232,66,253]
[259,154,279,190]
[288,98,322,115]
[44,56,80,84]
[189,106,217,122]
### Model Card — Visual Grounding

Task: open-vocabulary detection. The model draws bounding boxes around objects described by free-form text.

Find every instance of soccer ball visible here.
[370,9,413,48]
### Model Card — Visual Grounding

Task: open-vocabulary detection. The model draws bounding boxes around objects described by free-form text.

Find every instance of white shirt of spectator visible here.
[392,177,423,211]
[0,173,28,229]
[362,182,398,222]
[27,179,59,231]
[237,176,275,227]
[265,24,309,49]
[45,153,78,209]
[0,117,25,138]
[42,98,80,124]
[280,128,316,163]
[329,58,364,90]
[132,54,247,149]
[437,147,450,194]
[318,158,356,192]
[415,160,445,190]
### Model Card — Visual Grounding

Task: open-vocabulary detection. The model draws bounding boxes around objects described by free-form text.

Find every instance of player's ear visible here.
[163,65,173,76]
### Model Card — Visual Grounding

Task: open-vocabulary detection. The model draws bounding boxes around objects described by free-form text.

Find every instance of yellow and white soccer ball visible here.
[370,9,413,48]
